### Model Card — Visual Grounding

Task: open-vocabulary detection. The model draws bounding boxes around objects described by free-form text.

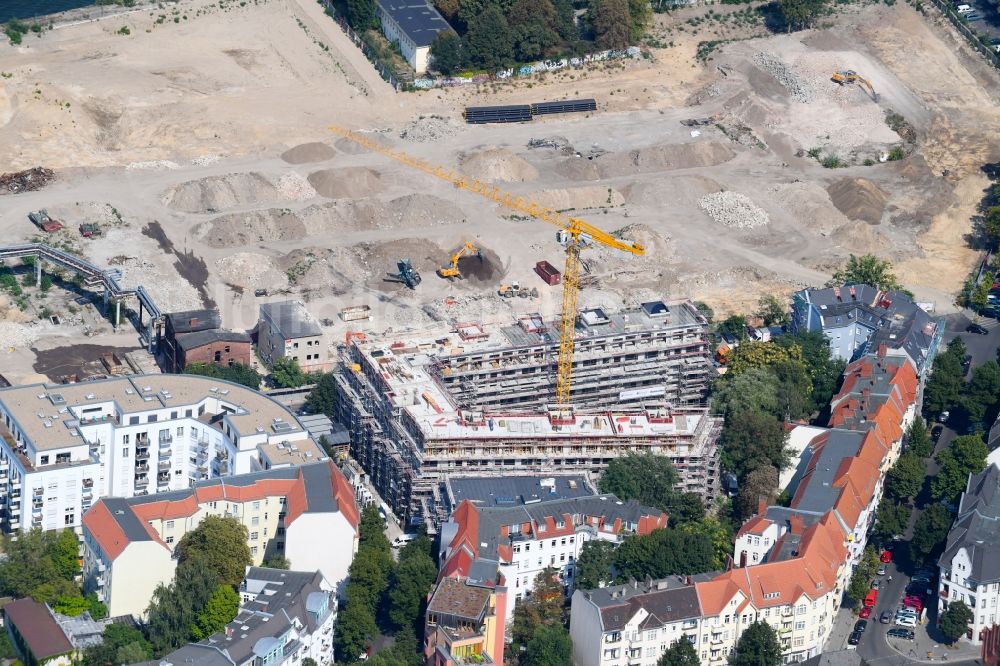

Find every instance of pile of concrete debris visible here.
[751,52,814,103]
[699,192,770,229]
[399,116,459,143]
[0,167,55,194]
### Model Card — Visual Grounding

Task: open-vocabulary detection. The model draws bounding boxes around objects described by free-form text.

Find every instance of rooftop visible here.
[444,474,596,510]
[4,598,74,659]
[260,300,322,339]
[940,464,1000,583]
[176,328,252,351]
[165,309,221,335]
[375,0,451,47]
[427,576,492,621]
[0,374,307,452]
[579,578,702,631]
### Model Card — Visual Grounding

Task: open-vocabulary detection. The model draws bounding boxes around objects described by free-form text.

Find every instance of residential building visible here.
[987,413,1000,468]
[938,464,1000,645]
[374,0,452,73]
[425,575,507,666]
[0,374,326,533]
[438,494,667,621]
[161,309,252,373]
[791,284,942,375]
[82,461,359,618]
[569,578,703,666]
[257,301,328,372]
[441,474,597,515]
[4,598,76,666]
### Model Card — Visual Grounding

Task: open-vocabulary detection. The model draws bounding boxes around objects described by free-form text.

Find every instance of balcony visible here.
[159,446,172,458]
[83,478,94,488]
[135,476,149,487]
[32,487,42,497]
[158,460,171,471]
[135,449,150,461]
[31,514,42,525]
[135,464,149,473]
[159,434,173,444]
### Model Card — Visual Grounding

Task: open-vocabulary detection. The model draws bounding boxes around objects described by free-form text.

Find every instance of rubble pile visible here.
[699,192,770,229]
[399,116,459,143]
[0,167,55,194]
[752,52,815,103]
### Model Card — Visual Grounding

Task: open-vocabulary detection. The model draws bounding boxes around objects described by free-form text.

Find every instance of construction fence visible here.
[412,46,642,89]
[926,0,1000,69]
[317,0,405,91]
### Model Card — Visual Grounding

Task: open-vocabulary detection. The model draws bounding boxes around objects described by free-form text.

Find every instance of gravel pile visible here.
[399,116,459,143]
[699,192,770,229]
[217,252,289,289]
[0,322,41,347]
[127,160,180,170]
[752,52,814,103]
[277,172,317,201]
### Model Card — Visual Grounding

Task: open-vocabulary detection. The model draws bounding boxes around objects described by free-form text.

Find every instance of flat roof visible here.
[0,375,306,452]
[260,300,322,339]
[446,474,596,509]
[376,0,451,47]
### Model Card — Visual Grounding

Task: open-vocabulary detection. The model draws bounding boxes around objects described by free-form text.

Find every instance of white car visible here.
[895,615,917,627]
[392,534,417,547]
[956,4,972,12]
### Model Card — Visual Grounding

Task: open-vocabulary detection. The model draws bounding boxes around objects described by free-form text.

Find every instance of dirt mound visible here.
[533,186,624,210]
[162,172,284,213]
[280,142,336,164]
[832,220,891,254]
[459,148,538,183]
[375,194,466,228]
[334,135,392,154]
[768,181,850,234]
[308,167,384,199]
[449,246,503,284]
[622,176,723,207]
[192,209,306,247]
[216,252,289,289]
[555,143,735,181]
[827,178,888,224]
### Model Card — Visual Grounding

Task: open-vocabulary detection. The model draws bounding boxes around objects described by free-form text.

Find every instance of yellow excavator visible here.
[438,241,482,279]
[831,70,878,102]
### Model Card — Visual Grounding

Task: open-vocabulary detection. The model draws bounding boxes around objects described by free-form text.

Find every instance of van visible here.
[392,534,417,547]
[956,4,972,12]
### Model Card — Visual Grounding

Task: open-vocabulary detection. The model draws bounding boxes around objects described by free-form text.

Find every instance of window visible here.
[64,514,74,525]
[224,346,231,353]
[251,546,258,555]
[214,351,222,363]
[130,416,139,425]
[277,541,284,550]
[123,434,130,444]
[122,448,129,458]
[176,427,183,436]
[252,517,260,526]
[251,532,259,540]
[795,622,805,631]
[40,455,49,465]
[166,536,174,544]
[796,604,806,615]
[166,520,175,529]
[252,501,261,510]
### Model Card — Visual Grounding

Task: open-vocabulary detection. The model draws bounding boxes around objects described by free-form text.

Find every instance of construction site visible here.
[335,299,722,521]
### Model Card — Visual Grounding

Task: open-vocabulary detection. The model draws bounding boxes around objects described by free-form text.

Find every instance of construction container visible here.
[531,99,597,116]
[340,305,373,322]
[534,260,561,286]
[464,104,532,124]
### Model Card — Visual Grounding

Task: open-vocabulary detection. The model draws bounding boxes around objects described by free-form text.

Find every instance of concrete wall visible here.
[105,541,176,618]
[285,512,358,599]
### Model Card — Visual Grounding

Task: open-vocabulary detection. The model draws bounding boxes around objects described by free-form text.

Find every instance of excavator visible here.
[385,258,421,289]
[831,70,878,102]
[438,241,482,279]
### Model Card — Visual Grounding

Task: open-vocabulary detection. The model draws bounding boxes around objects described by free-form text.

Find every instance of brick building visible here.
[160,309,252,372]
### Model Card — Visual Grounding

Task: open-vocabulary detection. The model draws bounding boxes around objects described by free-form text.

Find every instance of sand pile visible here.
[557,143,736,181]
[308,167,384,199]
[826,178,888,224]
[459,148,538,183]
[193,209,307,247]
[533,186,624,210]
[373,194,466,228]
[767,182,851,234]
[334,135,392,154]
[162,173,285,213]
[622,176,723,207]
[399,117,459,143]
[216,252,289,289]
[277,172,317,201]
[281,142,336,164]
[609,223,676,265]
[699,192,770,229]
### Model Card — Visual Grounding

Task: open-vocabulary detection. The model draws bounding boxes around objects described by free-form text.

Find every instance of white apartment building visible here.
[151,567,336,665]
[0,375,326,533]
[938,464,1000,645]
[439,495,667,622]
[82,460,359,618]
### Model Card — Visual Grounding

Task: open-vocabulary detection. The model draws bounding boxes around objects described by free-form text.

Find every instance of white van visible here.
[392,534,417,547]
[956,5,973,13]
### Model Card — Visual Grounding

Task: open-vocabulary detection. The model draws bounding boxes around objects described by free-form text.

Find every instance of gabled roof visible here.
[4,599,74,659]
[940,464,1000,583]
[582,579,702,631]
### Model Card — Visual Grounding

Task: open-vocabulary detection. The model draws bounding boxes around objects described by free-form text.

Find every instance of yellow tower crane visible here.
[329,124,645,405]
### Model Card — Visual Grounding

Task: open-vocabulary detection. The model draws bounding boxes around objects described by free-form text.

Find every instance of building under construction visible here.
[334,300,720,523]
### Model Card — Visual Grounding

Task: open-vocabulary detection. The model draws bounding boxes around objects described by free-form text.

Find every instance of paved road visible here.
[828,312,1000,662]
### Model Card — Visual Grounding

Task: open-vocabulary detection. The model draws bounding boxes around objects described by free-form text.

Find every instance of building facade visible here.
[257,300,328,372]
[161,309,252,373]
[425,575,507,666]
[374,0,451,73]
[0,375,326,534]
[81,461,359,618]
[148,567,336,665]
[938,464,1000,645]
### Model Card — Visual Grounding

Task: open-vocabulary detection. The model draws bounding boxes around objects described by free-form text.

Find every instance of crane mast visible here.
[329,124,645,405]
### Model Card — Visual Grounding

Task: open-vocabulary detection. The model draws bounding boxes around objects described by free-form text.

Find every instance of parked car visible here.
[904,597,924,612]
[860,606,873,620]
[888,628,916,640]
[871,580,881,590]
[966,12,983,20]
[967,323,989,335]
[896,615,918,628]
[848,631,862,646]
[881,550,893,563]
[880,611,892,624]
[877,565,888,576]
[392,534,417,547]
[855,620,868,633]
[938,411,951,423]
[931,424,944,442]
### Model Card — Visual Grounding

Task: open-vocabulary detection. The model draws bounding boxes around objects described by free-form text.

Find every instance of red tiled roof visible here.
[83,502,133,561]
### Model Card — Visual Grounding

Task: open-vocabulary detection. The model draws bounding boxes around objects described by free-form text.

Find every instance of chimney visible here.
[789,514,805,535]
[757,498,768,516]
[834,287,842,301]
[849,286,857,300]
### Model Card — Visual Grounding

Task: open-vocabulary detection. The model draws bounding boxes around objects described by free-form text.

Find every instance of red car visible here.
[859,606,873,619]
[904,597,924,612]
[880,551,893,563]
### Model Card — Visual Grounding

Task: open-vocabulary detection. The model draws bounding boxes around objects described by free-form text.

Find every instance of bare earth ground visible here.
[0,0,998,381]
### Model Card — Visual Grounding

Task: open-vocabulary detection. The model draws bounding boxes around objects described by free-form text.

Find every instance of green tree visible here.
[599,453,694,520]
[433,0,460,19]
[462,5,515,70]
[511,569,565,653]
[551,0,577,41]
[756,295,789,327]
[613,529,714,581]
[923,338,968,419]
[175,515,252,589]
[525,623,573,666]
[626,0,651,41]
[872,498,911,544]
[86,592,109,619]
[658,636,700,666]
[679,517,733,570]
[590,0,631,49]
[712,368,782,420]
[829,254,903,291]
[777,331,846,413]
[725,340,805,378]
[716,314,748,341]
[184,362,262,390]
[939,600,974,643]
[145,564,220,653]
[982,205,1000,250]
[334,595,378,661]
[430,31,463,74]
[846,547,880,606]
[735,465,778,520]
[0,632,15,660]
[730,620,782,666]
[574,539,616,590]
[346,0,376,29]
[269,356,309,389]
[388,549,438,631]
[53,595,89,616]
[305,372,338,415]
[83,624,151,666]
[932,434,988,504]
[885,452,925,501]
[719,411,789,481]
[666,492,706,526]
[0,529,67,599]
[910,503,953,565]
[906,417,934,458]
[959,360,1000,426]
[192,584,240,640]
[51,529,80,580]
[262,555,291,569]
